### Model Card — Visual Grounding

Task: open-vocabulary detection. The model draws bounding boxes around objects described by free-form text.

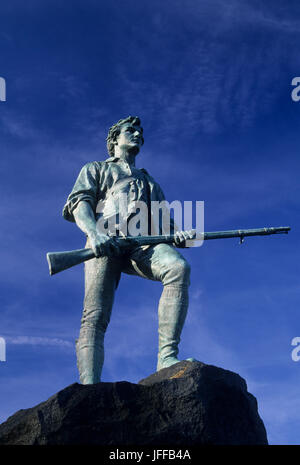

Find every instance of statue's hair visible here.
[106,116,144,157]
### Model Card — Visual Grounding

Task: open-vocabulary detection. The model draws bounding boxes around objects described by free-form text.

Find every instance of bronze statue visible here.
[62,116,196,384]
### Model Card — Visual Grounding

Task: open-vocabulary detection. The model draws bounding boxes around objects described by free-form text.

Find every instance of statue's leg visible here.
[76,248,122,384]
[155,246,195,370]
[126,244,196,372]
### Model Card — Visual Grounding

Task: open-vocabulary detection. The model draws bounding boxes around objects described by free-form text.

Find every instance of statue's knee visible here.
[81,309,111,336]
[164,258,191,285]
[178,259,191,281]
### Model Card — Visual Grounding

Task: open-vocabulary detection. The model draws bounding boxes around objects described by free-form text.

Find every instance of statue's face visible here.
[115,123,143,154]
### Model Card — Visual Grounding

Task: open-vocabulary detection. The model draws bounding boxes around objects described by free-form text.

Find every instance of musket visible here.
[46,226,290,276]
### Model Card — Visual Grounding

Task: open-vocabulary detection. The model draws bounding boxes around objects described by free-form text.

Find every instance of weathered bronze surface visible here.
[62,116,196,384]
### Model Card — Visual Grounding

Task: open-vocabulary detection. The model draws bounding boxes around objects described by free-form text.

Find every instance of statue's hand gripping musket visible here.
[46,226,290,276]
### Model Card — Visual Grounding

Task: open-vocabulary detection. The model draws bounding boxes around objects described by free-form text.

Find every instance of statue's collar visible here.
[105,156,120,163]
[104,156,149,175]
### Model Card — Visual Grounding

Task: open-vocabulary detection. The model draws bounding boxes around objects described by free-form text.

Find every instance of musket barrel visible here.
[203,226,290,240]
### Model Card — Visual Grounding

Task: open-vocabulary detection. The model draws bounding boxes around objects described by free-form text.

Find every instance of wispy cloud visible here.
[0,112,38,139]
[113,0,296,139]
[5,335,73,349]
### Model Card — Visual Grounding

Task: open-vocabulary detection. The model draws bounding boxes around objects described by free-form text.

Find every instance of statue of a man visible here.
[63,116,195,384]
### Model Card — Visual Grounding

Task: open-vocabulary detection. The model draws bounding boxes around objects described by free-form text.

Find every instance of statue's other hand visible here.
[174,230,195,248]
[89,232,121,258]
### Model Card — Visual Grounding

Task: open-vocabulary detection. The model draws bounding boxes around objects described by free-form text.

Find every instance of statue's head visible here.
[106,116,144,157]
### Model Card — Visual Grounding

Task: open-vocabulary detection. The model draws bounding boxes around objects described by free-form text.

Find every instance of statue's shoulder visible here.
[140,167,149,175]
[140,168,161,185]
[140,167,156,182]
[80,160,106,172]
[87,160,104,168]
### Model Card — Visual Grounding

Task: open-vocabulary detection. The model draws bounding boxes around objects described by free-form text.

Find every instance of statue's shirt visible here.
[63,156,172,234]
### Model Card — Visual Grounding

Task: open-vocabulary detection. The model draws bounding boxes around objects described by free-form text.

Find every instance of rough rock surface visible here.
[0,361,268,445]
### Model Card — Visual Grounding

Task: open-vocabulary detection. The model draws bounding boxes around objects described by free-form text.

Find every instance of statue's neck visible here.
[114,147,137,166]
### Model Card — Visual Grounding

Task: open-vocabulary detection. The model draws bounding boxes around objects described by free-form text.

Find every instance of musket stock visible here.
[47,248,95,275]
[47,226,291,275]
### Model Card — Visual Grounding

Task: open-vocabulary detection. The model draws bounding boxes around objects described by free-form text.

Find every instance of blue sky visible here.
[0,0,299,445]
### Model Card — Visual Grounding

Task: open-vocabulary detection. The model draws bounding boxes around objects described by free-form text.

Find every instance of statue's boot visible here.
[75,328,104,384]
[156,284,197,371]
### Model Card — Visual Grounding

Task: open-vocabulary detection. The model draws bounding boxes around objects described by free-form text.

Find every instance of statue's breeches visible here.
[76,243,191,383]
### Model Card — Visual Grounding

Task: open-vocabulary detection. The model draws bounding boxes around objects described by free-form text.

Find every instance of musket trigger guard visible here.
[239,236,245,244]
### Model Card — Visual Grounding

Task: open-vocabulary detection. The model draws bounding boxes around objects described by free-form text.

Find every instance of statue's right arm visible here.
[72,201,120,258]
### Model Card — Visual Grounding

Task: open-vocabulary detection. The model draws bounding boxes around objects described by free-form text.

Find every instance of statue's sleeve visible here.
[62,162,100,222]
